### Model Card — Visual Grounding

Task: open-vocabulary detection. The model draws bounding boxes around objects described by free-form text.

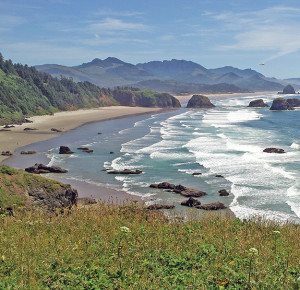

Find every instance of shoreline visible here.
[0,106,162,163]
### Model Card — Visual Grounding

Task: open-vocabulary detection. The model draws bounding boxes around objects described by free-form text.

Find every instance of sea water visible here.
[5,93,300,222]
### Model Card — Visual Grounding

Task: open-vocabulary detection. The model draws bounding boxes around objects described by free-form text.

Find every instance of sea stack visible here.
[270,98,294,111]
[248,99,269,107]
[186,95,215,108]
[279,85,296,95]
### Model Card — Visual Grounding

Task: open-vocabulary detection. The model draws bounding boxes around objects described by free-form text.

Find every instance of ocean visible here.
[5,93,300,222]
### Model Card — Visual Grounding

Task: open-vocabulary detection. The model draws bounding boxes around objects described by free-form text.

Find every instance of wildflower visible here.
[249,248,258,255]
[120,226,131,233]
[273,230,281,235]
[1,255,5,262]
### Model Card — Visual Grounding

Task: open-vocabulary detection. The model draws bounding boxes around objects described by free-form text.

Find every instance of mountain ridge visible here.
[36,58,286,93]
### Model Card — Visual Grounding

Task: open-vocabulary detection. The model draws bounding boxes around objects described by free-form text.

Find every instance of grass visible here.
[0,165,70,209]
[0,203,300,289]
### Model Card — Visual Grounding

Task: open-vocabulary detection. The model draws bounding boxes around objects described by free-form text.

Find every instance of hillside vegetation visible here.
[0,54,179,125]
[0,167,299,289]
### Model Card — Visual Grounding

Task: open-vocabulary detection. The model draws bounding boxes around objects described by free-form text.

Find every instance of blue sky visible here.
[1,0,300,78]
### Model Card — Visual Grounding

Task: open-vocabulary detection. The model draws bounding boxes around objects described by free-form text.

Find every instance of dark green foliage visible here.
[0,54,117,125]
[0,54,180,125]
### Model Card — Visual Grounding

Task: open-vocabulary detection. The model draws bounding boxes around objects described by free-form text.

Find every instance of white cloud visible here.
[206,6,300,62]
[88,17,149,33]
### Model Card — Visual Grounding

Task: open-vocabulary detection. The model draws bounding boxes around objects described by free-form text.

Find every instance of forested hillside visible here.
[0,54,179,125]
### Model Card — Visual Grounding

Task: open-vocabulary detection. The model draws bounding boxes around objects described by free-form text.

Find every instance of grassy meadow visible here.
[0,202,300,289]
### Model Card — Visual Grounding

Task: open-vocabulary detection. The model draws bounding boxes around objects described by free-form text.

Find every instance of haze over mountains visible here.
[36,57,297,94]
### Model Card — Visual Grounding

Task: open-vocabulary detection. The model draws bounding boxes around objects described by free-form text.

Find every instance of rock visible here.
[149,182,206,197]
[51,128,62,132]
[181,197,201,207]
[270,98,294,111]
[24,127,38,131]
[107,169,143,175]
[248,99,269,107]
[77,147,93,153]
[177,188,206,197]
[29,186,78,211]
[149,182,175,189]
[263,148,285,154]
[3,125,15,128]
[20,151,36,155]
[281,85,296,94]
[187,95,215,108]
[24,118,33,123]
[59,146,74,154]
[196,202,226,210]
[192,172,202,176]
[25,163,68,174]
[219,189,230,196]
[1,151,12,156]
[287,98,300,107]
[147,204,175,210]
[110,151,114,154]
[77,197,97,205]
[98,132,102,135]
[215,175,224,178]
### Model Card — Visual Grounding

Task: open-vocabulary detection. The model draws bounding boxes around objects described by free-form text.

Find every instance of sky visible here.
[0,0,300,78]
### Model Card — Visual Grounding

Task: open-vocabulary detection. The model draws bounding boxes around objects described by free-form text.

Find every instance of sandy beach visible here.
[0,106,161,163]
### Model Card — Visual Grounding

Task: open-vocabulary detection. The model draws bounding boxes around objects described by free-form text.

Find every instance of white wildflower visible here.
[249,248,258,255]
[120,226,131,233]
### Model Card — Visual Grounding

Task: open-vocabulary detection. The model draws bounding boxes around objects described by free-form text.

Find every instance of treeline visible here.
[0,53,119,124]
[0,54,179,125]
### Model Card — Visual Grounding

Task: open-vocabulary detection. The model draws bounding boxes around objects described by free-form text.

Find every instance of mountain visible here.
[36,58,284,93]
[135,79,248,94]
[0,54,180,125]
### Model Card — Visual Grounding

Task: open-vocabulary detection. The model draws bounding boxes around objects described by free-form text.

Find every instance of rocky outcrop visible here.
[215,175,224,178]
[112,89,181,108]
[24,127,38,131]
[20,151,36,155]
[270,98,294,111]
[147,204,175,210]
[287,98,300,107]
[149,182,206,197]
[196,202,226,210]
[59,146,74,154]
[263,148,285,154]
[280,85,296,94]
[29,187,78,211]
[1,151,12,156]
[77,147,93,153]
[51,128,62,132]
[187,95,215,108]
[181,197,201,207]
[192,172,202,176]
[25,164,68,174]
[107,169,143,175]
[248,99,269,107]
[219,189,230,196]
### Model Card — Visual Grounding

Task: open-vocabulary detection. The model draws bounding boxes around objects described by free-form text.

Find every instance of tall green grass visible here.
[0,203,299,289]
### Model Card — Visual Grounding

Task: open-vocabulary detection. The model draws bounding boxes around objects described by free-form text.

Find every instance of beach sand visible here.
[0,106,161,163]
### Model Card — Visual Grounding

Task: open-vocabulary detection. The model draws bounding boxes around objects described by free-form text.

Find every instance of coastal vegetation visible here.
[0,54,179,125]
[0,166,300,289]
